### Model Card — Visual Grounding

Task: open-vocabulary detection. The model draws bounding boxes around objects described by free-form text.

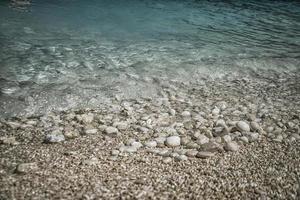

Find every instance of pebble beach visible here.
[1,68,299,199]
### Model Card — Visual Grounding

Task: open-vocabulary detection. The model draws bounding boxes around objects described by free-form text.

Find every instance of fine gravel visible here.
[0,68,300,199]
[0,135,299,199]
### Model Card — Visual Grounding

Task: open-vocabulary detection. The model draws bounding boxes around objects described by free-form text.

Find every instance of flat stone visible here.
[16,163,38,174]
[165,136,181,147]
[185,150,198,157]
[236,121,250,132]
[119,146,137,153]
[196,151,215,159]
[84,128,98,134]
[44,133,65,143]
[111,150,120,156]
[6,121,21,129]
[131,141,143,149]
[0,136,19,145]
[186,142,199,149]
[158,149,170,157]
[175,155,188,161]
[105,126,119,136]
[144,140,157,148]
[162,157,172,164]
[196,134,209,145]
[201,141,223,152]
[224,141,240,152]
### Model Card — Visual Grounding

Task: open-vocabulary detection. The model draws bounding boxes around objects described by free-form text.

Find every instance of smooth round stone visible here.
[154,137,166,144]
[224,141,240,152]
[186,150,198,157]
[215,119,226,127]
[119,146,137,153]
[196,134,209,145]
[248,132,259,142]
[196,151,215,159]
[240,136,249,143]
[236,121,250,132]
[175,155,188,161]
[105,126,119,135]
[44,134,65,143]
[222,135,232,143]
[162,157,173,164]
[181,111,191,117]
[158,149,170,157]
[165,136,181,147]
[170,152,180,158]
[266,126,274,133]
[145,140,157,148]
[111,150,120,156]
[250,122,261,132]
[273,135,283,143]
[98,125,108,132]
[186,142,199,149]
[84,128,98,135]
[212,107,220,115]
[131,141,143,149]
[16,163,38,174]
[174,149,187,155]
[169,109,176,116]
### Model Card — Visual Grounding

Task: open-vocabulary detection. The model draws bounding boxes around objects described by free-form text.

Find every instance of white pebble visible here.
[181,111,191,117]
[236,121,250,132]
[225,141,239,152]
[144,140,157,148]
[165,136,181,147]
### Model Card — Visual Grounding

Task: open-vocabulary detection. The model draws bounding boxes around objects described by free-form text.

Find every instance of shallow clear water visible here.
[0,0,300,117]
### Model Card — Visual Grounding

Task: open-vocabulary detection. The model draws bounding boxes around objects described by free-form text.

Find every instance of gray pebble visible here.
[44,133,65,143]
[196,151,215,159]
[165,136,181,147]
[16,162,38,174]
[236,121,250,132]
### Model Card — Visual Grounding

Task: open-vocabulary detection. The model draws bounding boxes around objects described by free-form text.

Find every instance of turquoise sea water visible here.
[0,0,300,117]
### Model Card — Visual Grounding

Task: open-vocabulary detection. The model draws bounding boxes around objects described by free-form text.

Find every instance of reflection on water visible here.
[0,0,299,117]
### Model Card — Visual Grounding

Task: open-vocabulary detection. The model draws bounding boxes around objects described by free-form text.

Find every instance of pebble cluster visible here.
[0,70,299,199]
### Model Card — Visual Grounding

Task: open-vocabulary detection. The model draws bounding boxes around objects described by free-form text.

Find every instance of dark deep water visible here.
[0,0,300,117]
